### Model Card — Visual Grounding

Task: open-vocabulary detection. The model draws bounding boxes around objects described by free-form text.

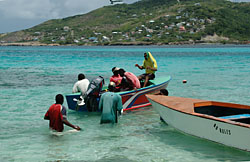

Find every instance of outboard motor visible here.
[83,76,105,112]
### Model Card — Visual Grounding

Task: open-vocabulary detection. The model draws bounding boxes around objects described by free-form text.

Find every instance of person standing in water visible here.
[135,52,157,87]
[98,82,123,124]
[44,94,81,132]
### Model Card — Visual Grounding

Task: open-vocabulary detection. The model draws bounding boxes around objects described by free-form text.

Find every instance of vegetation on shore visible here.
[0,0,250,45]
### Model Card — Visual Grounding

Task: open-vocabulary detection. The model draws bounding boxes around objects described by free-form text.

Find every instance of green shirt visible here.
[98,92,123,124]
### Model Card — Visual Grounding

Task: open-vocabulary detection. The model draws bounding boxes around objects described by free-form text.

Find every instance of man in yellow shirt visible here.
[135,52,157,87]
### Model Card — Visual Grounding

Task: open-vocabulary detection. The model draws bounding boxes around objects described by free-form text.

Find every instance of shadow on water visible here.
[149,121,250,161]
[60,156,135,162]
[95,156,136,162]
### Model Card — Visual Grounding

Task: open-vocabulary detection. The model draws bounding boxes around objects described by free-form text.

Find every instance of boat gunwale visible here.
[121,78,171,110]
[65,76,171,97]
[146,95,250,128]
[194,101,250,110]
[117,76,171,95]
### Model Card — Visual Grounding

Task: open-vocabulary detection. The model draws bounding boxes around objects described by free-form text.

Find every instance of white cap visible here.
[112,67,120,73]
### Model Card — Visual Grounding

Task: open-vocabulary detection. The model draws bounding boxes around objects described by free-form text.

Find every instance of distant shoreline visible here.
[0,42,60,46]
[1,41,250,47]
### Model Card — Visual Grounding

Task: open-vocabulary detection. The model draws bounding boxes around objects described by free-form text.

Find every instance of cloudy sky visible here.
[0,0,138,33]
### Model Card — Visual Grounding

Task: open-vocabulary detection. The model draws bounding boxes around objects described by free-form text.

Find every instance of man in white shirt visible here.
[72,73,90,95]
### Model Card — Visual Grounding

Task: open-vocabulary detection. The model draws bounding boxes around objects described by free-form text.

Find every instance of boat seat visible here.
[219,114,250,120]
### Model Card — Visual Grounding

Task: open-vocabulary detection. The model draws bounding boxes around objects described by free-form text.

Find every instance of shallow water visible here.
[0,45,250,161]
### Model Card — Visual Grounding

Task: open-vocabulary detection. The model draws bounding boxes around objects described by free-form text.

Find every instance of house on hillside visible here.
[89,37,98,42]
[60,36,65,40]
[63,26,70,31]
[102,36,110,41]
[179,26,186,32]
[74,39,79,43]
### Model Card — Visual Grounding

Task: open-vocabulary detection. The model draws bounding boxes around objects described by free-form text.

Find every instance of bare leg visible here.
[137,75,143,88]
[143,75,149,87]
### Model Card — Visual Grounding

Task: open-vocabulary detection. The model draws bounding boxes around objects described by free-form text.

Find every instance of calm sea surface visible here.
[0,45,250,161]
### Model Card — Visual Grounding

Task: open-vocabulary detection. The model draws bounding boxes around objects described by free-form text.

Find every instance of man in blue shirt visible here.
[98,82,123,124]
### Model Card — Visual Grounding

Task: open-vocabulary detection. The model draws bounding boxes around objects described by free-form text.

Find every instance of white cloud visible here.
[0,0,110,19]
[0,0,138,33]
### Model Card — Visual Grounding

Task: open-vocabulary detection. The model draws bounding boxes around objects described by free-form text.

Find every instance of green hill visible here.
[1,0,250,45]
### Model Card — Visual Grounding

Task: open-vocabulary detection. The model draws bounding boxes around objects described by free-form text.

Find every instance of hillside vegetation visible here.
[1,0,250,45]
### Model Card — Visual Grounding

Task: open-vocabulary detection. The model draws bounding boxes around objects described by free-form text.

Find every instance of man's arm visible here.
[146,66,157,71]
[44,111,49,120]
[62,119,81,130]
[72,82,78,93]
[61,106,81,130]
[135,64,144,70]
[116,95,123,115]
[149,59,158,71]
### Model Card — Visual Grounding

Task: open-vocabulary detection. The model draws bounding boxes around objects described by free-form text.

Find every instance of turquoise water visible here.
[0,45,250,161]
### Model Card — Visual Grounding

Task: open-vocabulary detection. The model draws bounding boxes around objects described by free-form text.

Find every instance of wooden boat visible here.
[65,76,171,112]
[146,95,250,152]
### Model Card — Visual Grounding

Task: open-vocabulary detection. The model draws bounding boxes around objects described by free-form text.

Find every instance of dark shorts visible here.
[139,73,155,80]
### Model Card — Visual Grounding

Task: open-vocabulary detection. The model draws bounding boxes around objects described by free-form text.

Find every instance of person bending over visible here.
[98,82,123,124]
[118,68,141,91]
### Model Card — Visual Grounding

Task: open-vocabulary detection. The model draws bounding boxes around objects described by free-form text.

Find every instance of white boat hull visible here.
[149,98,250,152]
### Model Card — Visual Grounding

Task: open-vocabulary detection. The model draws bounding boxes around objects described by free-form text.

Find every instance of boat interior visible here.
[140,80,154,87]
[194,101,250,124]
[101,80,155,92]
